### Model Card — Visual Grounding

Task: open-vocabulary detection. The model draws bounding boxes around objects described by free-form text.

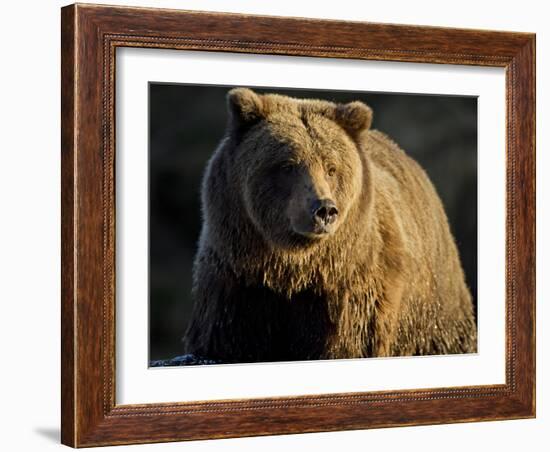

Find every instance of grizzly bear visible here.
[182,87,477,363]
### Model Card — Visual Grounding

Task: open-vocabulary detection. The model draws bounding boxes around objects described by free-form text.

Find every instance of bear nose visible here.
[311,199,339,225]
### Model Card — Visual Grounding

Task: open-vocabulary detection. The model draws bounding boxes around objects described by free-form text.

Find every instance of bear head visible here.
[221,87,372,251]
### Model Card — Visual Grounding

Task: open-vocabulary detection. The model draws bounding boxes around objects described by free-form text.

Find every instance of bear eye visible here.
[278,163,295,173]
[328,167,336,177]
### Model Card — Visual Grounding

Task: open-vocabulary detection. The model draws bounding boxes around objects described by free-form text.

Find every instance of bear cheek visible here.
[333,166,361,219]
[245,173,291,236]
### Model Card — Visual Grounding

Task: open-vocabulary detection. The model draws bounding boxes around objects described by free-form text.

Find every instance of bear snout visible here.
[311,198,339,227]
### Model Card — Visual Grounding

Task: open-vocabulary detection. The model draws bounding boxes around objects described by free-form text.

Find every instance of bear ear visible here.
[334,101,373,135]
[227,88,266,127]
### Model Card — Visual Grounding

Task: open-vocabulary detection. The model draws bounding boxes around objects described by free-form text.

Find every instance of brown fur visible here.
[182,88,477,363]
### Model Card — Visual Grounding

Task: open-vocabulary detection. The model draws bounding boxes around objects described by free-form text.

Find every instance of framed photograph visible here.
[61,3,535,447]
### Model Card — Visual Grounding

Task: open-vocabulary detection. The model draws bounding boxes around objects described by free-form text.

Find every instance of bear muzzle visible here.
[309,198,339,235]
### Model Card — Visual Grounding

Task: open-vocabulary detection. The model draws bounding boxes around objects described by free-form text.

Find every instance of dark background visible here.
[149,83,477,361]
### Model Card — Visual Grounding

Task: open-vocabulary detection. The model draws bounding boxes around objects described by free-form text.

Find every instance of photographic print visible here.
[149,84,478,366]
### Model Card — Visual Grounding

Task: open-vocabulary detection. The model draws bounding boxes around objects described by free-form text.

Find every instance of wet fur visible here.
[182,89,477,363]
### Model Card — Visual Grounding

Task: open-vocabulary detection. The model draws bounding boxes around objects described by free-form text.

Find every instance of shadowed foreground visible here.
[150,354,219,367]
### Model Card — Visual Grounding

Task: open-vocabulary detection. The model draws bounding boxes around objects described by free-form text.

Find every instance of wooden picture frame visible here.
[61,3,535,447]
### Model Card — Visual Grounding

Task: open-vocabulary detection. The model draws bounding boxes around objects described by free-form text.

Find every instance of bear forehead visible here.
[261,94,343,124]
[261,106,356,158]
